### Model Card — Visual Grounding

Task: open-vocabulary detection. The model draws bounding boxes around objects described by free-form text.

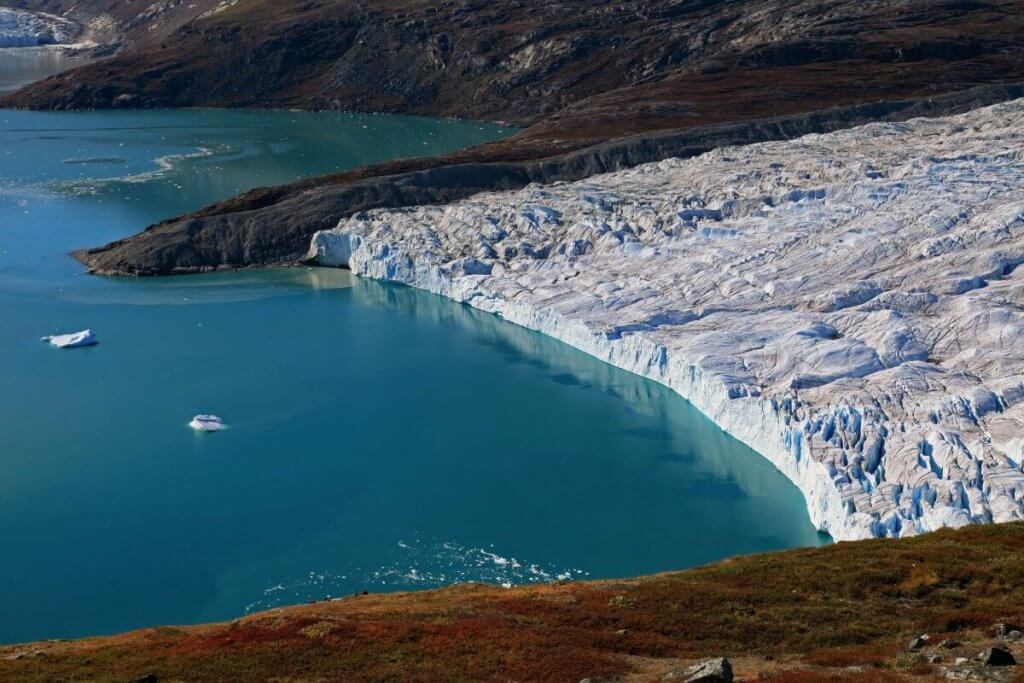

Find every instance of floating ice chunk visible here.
[41,330,97,348]
[190,415,226,432]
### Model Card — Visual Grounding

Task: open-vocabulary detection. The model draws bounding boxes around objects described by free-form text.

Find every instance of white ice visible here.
[0,9,76,48]
[310,99,1024,541]
[41,329,97,348]
[190,415,226,432]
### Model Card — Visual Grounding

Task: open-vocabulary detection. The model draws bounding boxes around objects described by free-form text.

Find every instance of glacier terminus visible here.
[310,100,1024,541]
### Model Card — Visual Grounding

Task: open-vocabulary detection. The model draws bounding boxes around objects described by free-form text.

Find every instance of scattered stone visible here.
[663,657,733,682]
[939,639,961,649]
[909,634,930,650]
[134,675,158,683]
[994,623,1023,639]
[927,654,943,663]
[615,629,627,636]
[978,646,1017,666]
[955,657,969,665]
[112,93,139,108]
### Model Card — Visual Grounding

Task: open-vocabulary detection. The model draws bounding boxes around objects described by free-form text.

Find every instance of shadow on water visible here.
[350,278,833,514]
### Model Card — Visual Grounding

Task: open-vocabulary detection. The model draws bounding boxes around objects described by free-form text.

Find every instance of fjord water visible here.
[0,49,86,96]
[0,106,826,645]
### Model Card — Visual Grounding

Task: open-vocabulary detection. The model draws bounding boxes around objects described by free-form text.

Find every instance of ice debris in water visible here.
[190,415,226,432]
[41,329,97,348]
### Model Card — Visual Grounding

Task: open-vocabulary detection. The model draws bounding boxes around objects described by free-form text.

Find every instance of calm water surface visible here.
[0,102,826,644]
[0,48,86,95]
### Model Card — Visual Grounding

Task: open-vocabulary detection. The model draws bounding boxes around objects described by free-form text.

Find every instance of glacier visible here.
[0,9,76,48]
[307,99,1024,541]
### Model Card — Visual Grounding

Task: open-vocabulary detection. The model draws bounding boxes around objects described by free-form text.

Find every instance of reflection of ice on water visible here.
[57,267,356,306]
[244,536,588,614]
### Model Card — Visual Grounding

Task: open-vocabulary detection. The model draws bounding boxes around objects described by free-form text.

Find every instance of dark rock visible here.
[135,675,159,683]
[978,646,1017,666]
[663,657,733,682]
[909,634,930,650]
[940,639,962,649]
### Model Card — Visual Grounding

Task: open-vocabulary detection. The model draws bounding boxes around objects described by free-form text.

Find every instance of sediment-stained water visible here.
[0,106,826,645]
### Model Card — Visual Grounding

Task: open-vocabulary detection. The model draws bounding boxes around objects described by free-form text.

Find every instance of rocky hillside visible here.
[2,522,1023,681]
[4,0,1024,130]
[3,0,1024,275]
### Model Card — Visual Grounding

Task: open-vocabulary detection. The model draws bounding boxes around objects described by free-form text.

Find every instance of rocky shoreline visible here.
[309,100,1024,540]
[73,84,1024,277]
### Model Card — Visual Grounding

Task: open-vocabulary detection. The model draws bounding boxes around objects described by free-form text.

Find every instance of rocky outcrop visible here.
[309,100,1024,541]
[73,84,1024,276]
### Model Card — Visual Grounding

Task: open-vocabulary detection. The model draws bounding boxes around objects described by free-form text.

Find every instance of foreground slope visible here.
[310,100,1024,541]
[3,523,1023,681]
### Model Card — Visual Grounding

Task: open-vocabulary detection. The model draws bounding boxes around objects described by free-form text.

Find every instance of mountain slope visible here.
[4,0,1024,129]
[3,0,1024,275]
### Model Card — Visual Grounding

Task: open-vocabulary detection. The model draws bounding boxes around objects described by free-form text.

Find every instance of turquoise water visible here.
[0,107,827,645]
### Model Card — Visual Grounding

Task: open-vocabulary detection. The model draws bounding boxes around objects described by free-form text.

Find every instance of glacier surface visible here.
[0,9,75,48]
[309,100,1024,541]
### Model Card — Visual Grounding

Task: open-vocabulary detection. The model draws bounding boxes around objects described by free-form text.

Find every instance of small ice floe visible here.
[40,329,97,348]
[189,415,226,432]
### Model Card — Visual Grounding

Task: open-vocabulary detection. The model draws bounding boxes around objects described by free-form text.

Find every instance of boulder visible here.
[909,635,930,650]
[663,657,733,682]
[978,646,1016,666]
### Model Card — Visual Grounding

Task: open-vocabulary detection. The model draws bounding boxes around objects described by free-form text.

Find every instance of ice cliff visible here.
[309,100,1024,541]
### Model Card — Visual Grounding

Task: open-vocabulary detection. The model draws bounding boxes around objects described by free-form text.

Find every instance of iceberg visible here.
[41,329,97,348]
[190,415,226,432]
[308,99,1024,541]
